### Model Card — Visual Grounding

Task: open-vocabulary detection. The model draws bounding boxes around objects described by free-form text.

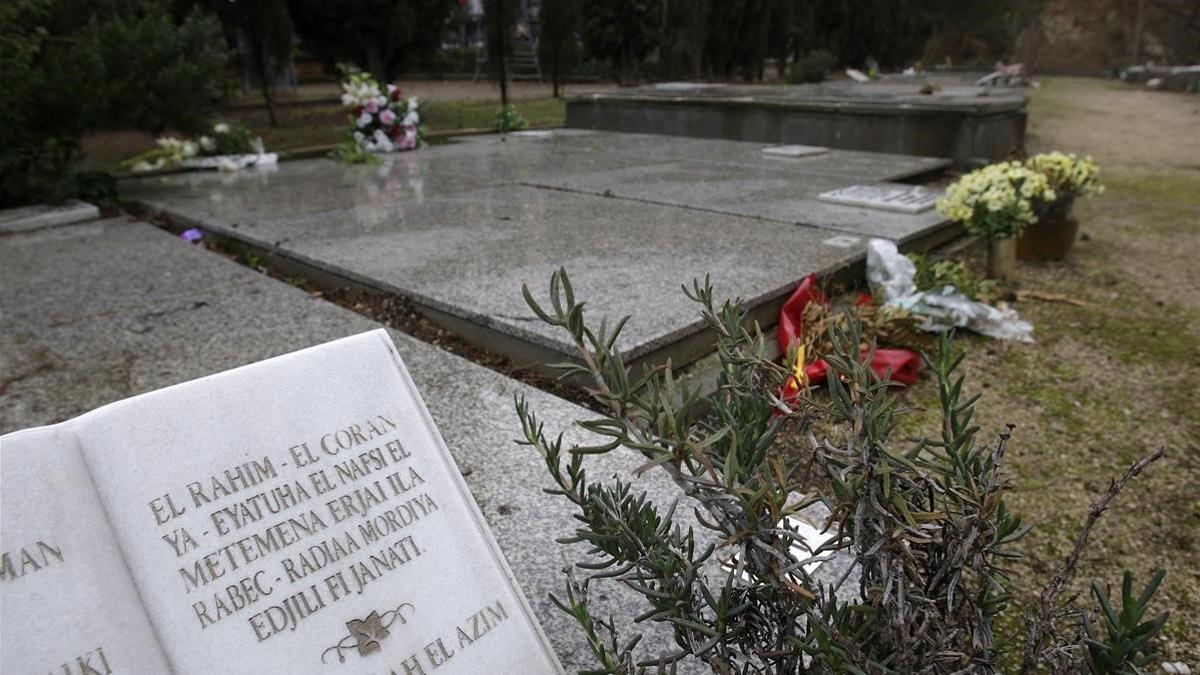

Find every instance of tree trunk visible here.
[254,46,278,127]
[364,39,388,84]
[260,80,278,127]
[551,49,560,98]
[248,21,278,128]
[688,48,702,79]
[1131,0,1146,64]
[496,0,508,107]
[685,0,707,79]
[616,43,632,86]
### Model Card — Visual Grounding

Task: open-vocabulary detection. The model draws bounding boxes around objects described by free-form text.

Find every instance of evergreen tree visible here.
[287,0,455,82]
[192,0,293,127]
[581,0,661,86]
[0,0,228,206]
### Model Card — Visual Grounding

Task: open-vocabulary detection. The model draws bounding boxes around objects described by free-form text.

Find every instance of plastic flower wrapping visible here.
[936,161,1056,239]
[1024,152,1104,198]
[341,73,422,154]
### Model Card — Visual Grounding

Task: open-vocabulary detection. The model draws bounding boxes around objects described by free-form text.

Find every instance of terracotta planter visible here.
[988,237,1016,281]
[1018,195,1078,261]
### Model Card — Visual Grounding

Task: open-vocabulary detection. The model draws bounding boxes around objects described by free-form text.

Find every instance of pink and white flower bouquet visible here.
[340,73,423,154]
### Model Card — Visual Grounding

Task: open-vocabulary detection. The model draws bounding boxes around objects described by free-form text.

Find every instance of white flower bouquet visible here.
[124,121,274,173]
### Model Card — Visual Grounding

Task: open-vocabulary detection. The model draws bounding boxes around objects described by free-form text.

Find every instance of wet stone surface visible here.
[125,131,954,367]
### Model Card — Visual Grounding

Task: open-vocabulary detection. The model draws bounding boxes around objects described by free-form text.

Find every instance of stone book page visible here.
[71,329,562,674]
[0,426,172,673]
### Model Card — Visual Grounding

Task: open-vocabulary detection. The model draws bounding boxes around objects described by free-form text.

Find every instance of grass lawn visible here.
[239,97,567,152]
[80,96,568,168]
[885,76,1199,664]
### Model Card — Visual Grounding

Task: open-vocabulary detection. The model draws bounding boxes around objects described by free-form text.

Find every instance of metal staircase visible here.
[473,0,542,82]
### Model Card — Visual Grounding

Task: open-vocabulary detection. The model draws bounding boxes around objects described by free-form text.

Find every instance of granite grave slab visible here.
[124,184,863,368]
[0,218,726,671]
[122,132,958,374]
[528,130,950,181]
[519,160,949,243]
[130,158,493,230]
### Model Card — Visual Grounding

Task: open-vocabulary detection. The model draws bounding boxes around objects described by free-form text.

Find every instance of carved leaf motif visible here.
[346,611,390,656]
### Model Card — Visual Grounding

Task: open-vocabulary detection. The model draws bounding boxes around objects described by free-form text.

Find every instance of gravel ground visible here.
[889,76,1200,664]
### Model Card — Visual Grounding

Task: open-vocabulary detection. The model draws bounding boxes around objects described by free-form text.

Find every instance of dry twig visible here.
[1019,447,1166,674]
[1015,290,1092,307]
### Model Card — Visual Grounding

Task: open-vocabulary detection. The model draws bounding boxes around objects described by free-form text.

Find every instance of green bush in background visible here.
[0,0,228,208]
[787,49,838,83]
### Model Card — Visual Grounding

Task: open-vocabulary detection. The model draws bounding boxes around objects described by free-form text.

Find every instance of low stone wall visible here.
[566,82,1028,167]
[1121,65,1200,92]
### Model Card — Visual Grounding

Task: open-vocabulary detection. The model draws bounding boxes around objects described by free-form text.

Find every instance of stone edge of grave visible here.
[0,199,101,235]
[562,89,1029,116]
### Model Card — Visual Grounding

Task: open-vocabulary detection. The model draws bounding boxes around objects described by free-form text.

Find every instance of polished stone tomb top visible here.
[122,130,954,369]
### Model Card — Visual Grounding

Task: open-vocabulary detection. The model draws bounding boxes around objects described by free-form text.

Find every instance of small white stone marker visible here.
[0,199,100,234]
[822,235,862,248]
[509,130,554,139]
[0,330,563,674]
[761,144,830,158]
[845,68,871,83]
[818,184,940,214]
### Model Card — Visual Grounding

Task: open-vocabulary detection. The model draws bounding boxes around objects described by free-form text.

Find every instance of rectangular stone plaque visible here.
[761,144,829,158]
[0,330,562,674]
[817,184,940,214]
[821,234,863,249]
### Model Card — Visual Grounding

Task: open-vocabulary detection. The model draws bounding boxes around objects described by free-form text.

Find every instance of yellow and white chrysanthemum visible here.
[937,161,1055,238]
[1025,152,1104,197]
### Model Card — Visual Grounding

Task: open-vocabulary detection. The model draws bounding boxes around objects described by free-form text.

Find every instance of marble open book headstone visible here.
[817,184,940,214]
[0,330,562,674]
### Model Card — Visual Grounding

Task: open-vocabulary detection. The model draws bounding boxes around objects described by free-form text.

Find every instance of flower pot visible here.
[1019,195,1078,261]
[988,237,1016,281]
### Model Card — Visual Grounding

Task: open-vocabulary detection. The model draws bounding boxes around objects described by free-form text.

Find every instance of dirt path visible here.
[1026,76,1200,174]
